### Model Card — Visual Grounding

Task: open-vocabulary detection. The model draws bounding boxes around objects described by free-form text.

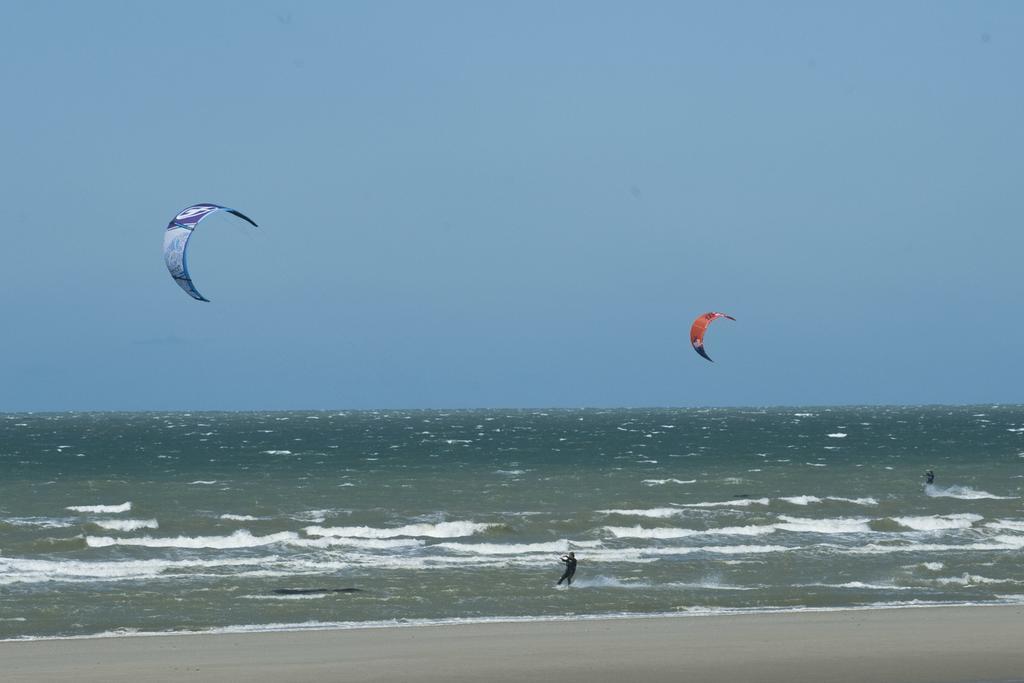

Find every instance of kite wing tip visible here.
[228,209,259,228]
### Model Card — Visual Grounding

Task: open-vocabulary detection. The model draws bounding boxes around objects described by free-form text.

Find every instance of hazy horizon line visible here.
[2,401,1019,415]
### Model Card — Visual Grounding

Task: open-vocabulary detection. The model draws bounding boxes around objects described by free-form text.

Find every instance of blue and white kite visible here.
[162,203,258,302]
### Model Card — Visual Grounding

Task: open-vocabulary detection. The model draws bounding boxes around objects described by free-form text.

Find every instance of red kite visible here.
[690,312,736,362]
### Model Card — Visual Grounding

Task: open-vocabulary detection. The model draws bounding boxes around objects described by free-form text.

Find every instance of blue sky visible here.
[1,1,1021,410]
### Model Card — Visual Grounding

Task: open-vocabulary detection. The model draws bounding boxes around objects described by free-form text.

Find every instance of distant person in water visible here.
[557,552,577,586]
[925,470,935,485]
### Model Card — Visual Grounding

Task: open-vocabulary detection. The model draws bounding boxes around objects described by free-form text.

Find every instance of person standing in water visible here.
[925,470,935,485]
[557,552,577,586]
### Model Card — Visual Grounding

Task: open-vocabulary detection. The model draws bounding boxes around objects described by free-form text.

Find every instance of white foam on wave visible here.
[805,581,915,591]
[986,534,1024,549]
[710,524,778,537]
[86,529,297,549]
[93,519,158,532]
[925,485,1016,500]
[221,514,261,521]
[985,520,1024,532]
[189,480,217,485]
[920,562,945,571]
[569,575,650,589]
[845,535,1024,555]
[670,544,791,556]
[241,593,329,601]
[598,507,686,518]
[933,573,1014,586]
[827,496,878,506]
[667,579,758,591]
[776,516,872,534]
[0,555,278,585]
[67,502,131,514]
[892,513,982,531]
[2,517,75,528]
[642,479,697,486]
[680,498,771,508]
[779,496,821,506]
[604,525,696,539]
[262,450,292,455]
[291,537,423,550]
[827,433,847,438]
[304,521,496,539]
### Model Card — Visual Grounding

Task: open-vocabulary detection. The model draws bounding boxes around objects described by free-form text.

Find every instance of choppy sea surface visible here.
[2,407,1024,640]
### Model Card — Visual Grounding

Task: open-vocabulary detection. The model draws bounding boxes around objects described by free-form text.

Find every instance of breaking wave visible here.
[925,485,1016,500]
[67,502,132,514]
[304,521,496,539]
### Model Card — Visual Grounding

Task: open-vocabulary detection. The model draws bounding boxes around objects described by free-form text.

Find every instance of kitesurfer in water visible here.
[557,552,577,586]
[924,470,935,485]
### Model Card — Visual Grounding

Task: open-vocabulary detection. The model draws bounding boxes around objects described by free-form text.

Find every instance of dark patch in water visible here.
[869,518,905,533]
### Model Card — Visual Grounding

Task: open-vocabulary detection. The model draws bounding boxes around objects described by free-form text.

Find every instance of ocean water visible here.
[2,406,1024,640]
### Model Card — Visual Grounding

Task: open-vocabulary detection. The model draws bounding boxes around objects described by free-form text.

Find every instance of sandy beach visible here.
[3,606,1023,682]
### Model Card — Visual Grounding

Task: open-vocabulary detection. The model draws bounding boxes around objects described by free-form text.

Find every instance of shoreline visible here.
[3,605,1023,682]
[3,599,1023,644]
